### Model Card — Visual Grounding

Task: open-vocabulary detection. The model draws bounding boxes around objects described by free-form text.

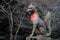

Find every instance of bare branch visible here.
[9,0,14,40]
[14,12,26,40]
[2,0,9,5]
[0,10,7,16]
[21,24,32,29]
[9,11,13,40]
[12,0,21,12]
[2,7,9,15]
[14,17,24,40]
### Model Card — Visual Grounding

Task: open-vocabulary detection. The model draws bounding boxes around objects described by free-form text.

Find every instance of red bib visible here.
[30,13,38,22]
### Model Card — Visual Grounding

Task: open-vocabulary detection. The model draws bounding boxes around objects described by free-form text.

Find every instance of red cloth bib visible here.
[30,13,38,22]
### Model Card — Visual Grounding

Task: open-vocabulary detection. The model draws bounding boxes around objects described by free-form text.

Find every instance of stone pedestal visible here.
[26,35,52,40]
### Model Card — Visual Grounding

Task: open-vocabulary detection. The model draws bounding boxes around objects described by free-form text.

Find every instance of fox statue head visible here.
[27,4,36,12]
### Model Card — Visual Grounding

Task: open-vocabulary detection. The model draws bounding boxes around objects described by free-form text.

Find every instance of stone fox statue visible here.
[26,4,52,37]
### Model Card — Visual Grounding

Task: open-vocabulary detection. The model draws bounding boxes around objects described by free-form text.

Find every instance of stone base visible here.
[26,35,52,40]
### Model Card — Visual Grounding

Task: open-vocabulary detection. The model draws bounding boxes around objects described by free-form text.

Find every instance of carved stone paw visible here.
[29,34,33,37]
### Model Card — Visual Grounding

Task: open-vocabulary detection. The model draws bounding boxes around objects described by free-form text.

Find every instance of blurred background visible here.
[0,0,60,40]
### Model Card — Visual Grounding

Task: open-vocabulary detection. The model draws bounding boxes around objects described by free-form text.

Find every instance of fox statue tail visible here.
[44,11,52,36]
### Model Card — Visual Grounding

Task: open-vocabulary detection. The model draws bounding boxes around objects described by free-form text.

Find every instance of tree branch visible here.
[2,6,9,15]
[14,12,26,40]
[9,12,13,40]
[12,0,21,12]
[2,0,9,5]
[0,10,7,16]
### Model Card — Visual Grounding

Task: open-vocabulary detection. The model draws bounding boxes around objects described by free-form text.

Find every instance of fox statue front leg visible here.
[29,13,38,37]
[29,24,37,37]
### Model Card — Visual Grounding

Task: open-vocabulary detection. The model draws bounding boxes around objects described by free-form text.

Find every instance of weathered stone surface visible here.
[26,35,53,40]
